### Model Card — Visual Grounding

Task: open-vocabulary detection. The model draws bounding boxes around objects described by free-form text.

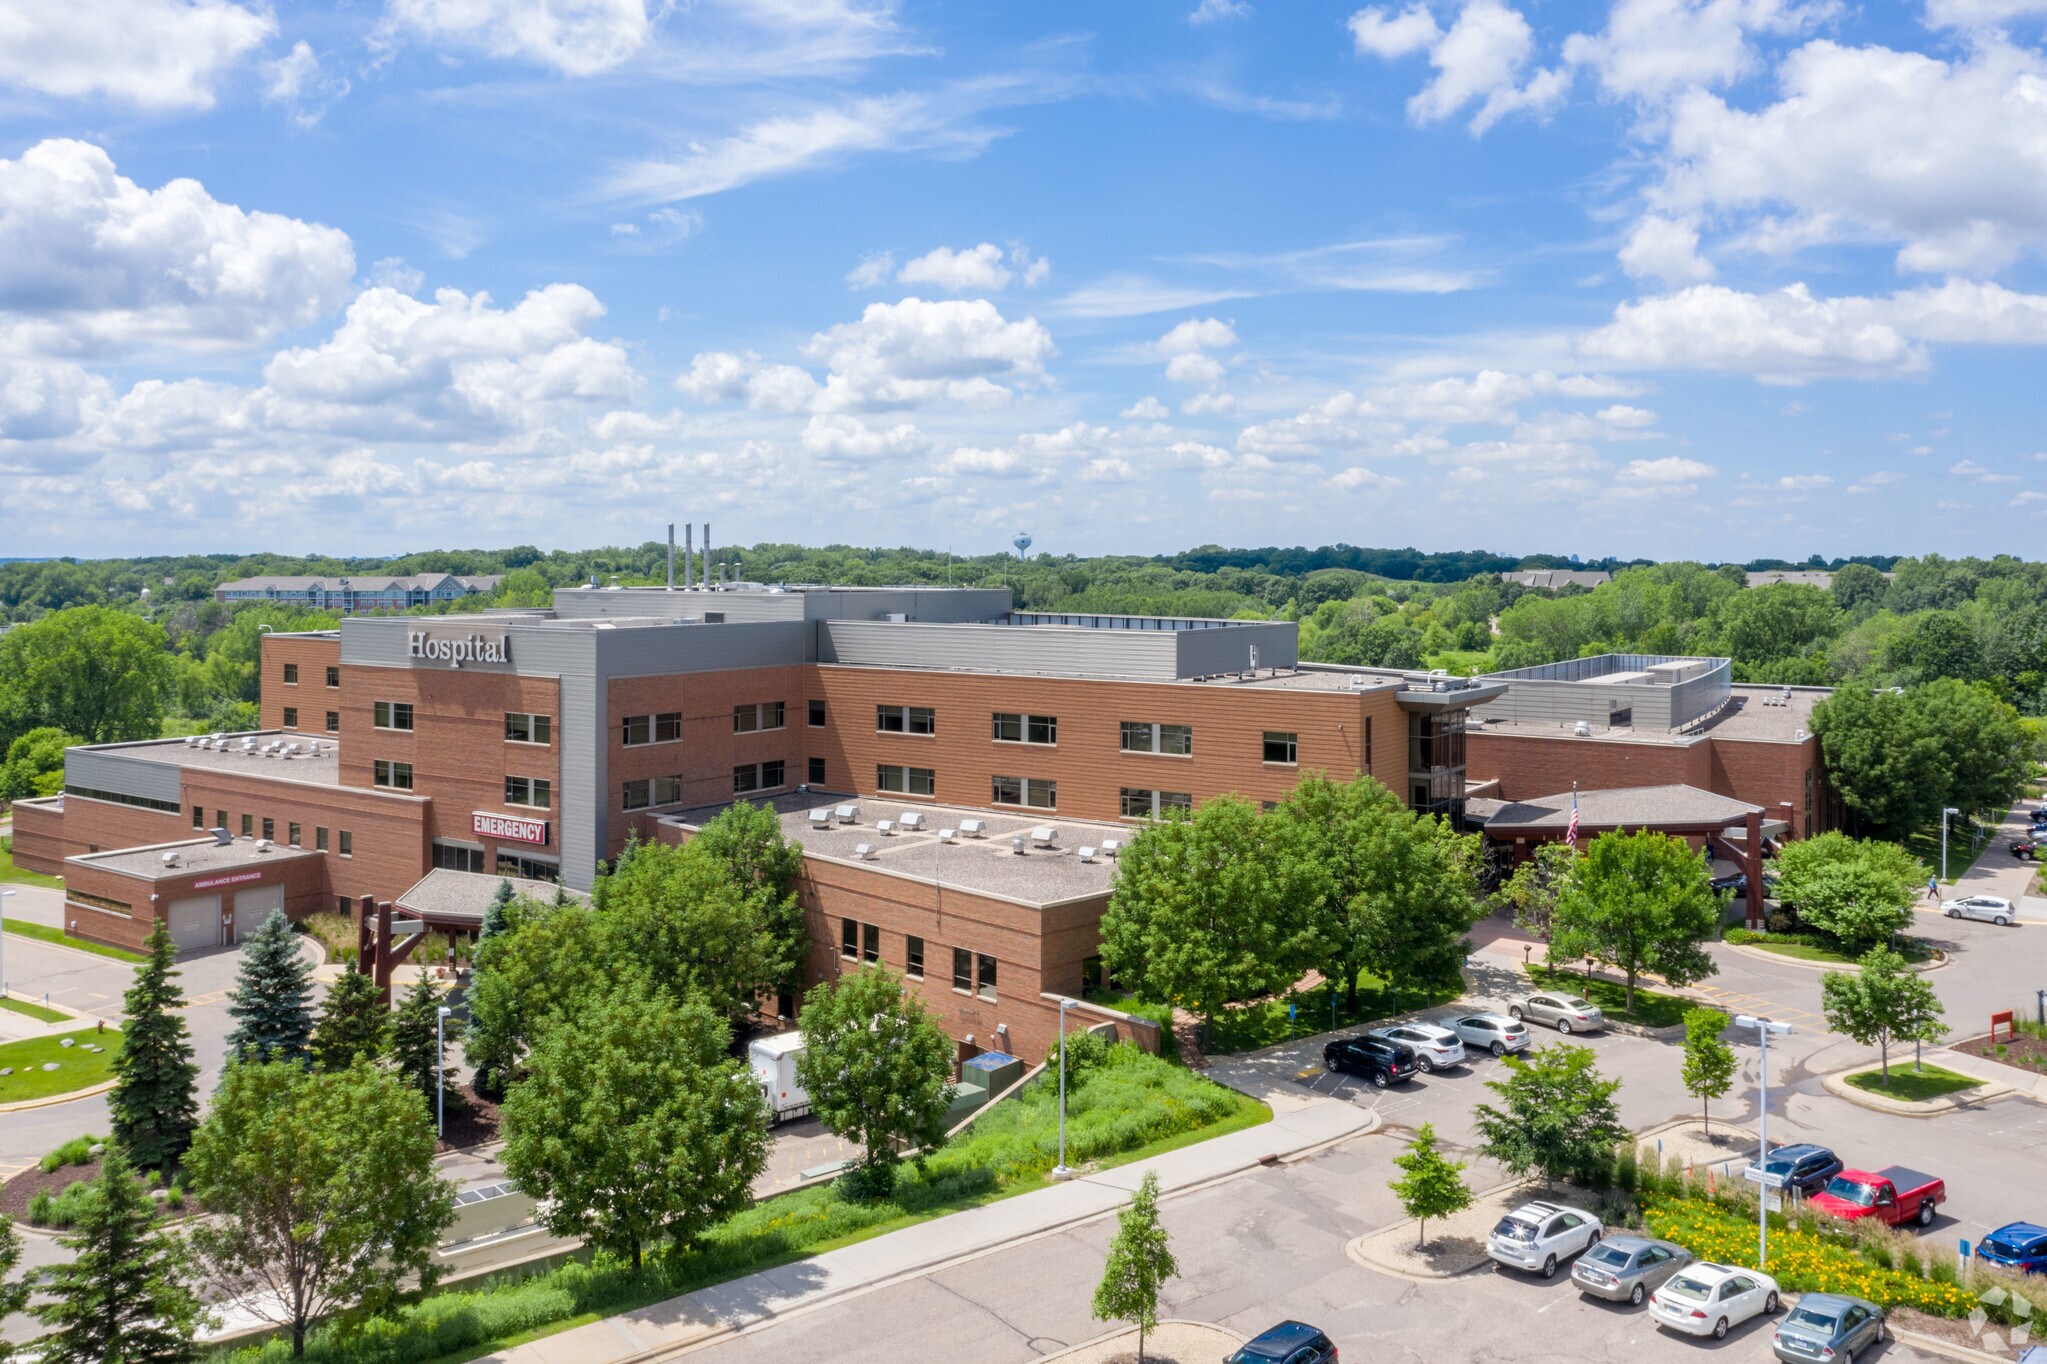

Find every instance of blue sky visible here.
[4,0,2047,562]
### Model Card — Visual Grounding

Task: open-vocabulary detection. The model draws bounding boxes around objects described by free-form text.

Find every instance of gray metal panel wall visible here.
[1174,621,1299,676]
[819,621,1185,679]
[338,617,415,666]
[64,748,185,806]
[801,588,1011,623]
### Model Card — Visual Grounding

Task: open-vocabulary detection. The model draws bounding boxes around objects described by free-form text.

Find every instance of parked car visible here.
[1947,894,2017,926]
[1510,991,1607,1034]
[1745,1142,1844,1199]
[1810,1166,1945,1228]
[1976,1221,2047,1275]
[1448,1012,1532,1057]
[1226,1321,1339,1363]
[1486,1200,1603,1279]
[1649,1262,1781,1340]
[1366,1022,1466,1072]
[1771,1292,1885,1363]
[1321,1035,1418,1089]
[1570,1233,1692,1305]
[1712,870,1780,897]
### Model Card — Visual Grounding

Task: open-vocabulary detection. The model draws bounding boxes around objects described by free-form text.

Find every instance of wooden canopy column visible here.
[355,893,426,1001]
[1743,809,1765,930]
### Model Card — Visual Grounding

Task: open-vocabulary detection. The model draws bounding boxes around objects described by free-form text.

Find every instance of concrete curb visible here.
[1817,1064,2011,1118]
[0,1077,117,1113]
[1892,1325,2030,1364]
[1037,1320,1247,1361]
[0,924,143,969]
[1720,941,1949,975]
[1344,1174,1533,1283]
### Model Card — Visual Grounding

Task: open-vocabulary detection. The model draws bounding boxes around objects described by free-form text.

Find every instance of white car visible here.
[1448,1013,1532,1057]
[1649,1262,1780,1340]
[1485,1200,1603,1279]
[1947,894,2016,926]
[1366,1022,1466,1072]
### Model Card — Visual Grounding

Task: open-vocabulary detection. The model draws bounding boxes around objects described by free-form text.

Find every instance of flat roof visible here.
[93,733,342,786]
[1486,784,1763,833]
[70,835,323,881]
[663,793,1126,907]
[1471,684,1821,746]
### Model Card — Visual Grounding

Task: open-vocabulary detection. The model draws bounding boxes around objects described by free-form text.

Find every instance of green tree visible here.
[224,908,315,1064]
[1548,831,1719,1012]
[1493,841,1578,940]
[30,1148,202,1364]
[389,973,458,1109]
[1472,1043,1627,1190]
[0,725,75,800]
[1098,795,1311,1037]
[463,901,606,1095]
[0,1214,32,1364]
[478,878,516,943]
[1830,562,1889,614]
[1680,1009,1737,1135]
[1820,948,1948,1087]
[1810,685,1942,838]
[1091,1170,1178,1364]
[1912,679,2034,821]
[1713,583,1841,671]
[500,991,768,1269]
[592,837,790,1026]
[687,799,808,992]
[110,919,200,1175]
[794,966,954,1186]
[0,605,174,750]
[1390,1123,1472,1249]
[310,969,389,1071]
[1771,832,1923,949]
[185,1060,454,1355]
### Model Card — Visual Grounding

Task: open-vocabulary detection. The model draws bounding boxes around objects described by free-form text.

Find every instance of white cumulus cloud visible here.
[1359,0,1570,135]
[0,0,272,110]
[898,243,1012,291]
[377,0,656,76]
[805,297,1055,410]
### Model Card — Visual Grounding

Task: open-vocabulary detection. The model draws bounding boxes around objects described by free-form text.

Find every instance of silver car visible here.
[1946,894,2016,926]
[1448,1013,1532,1057]
[1511,991,1607,1034]
[1571,1233,1692,1306]
[1772,1293,1885,1363]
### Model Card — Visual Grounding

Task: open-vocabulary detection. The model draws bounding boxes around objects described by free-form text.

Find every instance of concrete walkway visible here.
[482,1098,1370,1364]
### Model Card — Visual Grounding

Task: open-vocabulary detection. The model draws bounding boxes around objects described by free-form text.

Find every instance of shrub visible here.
[28,1190,53,1224]
[39,1134,99,1172]
[30,1178,100,1228]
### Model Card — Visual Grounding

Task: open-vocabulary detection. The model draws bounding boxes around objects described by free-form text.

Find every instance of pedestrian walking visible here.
[1927,874,1941,904]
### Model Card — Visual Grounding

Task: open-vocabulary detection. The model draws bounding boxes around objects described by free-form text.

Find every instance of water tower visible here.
[1013,532,1033,560]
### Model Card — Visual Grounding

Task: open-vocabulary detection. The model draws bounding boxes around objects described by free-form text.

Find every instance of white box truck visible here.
[749,1031,810,1123]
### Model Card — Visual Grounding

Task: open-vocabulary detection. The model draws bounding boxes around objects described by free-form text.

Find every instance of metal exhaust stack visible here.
[703,523,712,590]
[684,523,693,589]
[666,523,675,590]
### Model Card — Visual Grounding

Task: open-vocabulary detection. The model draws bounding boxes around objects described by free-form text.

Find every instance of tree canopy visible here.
[1549,831,1720,1011]
[794,966,955,1183]
[1771,831,1923,948]
[1472,1043,1627,1190]
[1820,948,1947,1087]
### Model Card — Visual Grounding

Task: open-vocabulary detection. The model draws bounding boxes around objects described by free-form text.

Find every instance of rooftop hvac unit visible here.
[958,819,986,838]
[255,839,272,852]
[836,804,860,824]
[937,828,956,843]
[809,808,834,830]
[1101,838,1123,858]
[161,851,182,867]
[1077,846,1097,863]
[1030,826,1059,848]
[898,811,926,831]
[183,735,201,747]
[876,819,896,836]
[212,827,232,846]
[1010,834,1027,855]
[854,843,876,860]
[1574,720,1593,736]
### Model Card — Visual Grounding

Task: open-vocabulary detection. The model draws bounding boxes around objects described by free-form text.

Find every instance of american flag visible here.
[1565,784,1580,847]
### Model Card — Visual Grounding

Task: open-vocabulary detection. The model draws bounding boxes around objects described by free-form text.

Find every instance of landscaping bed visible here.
[1723,927,1935,965]
[1520,964,1690,1029]
[1956,1022,2047,1073]
[1844,1063,1983,1103]
[0,1147,192,1228]
[0,1026,123,1104]
[437,1080,502,1152]
[1203,969,1463,1056]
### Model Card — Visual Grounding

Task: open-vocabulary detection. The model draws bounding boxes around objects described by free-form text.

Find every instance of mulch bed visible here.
[438,1079,503,1152]
[0,1155,194,1227]
[1955,1030,2047,1073]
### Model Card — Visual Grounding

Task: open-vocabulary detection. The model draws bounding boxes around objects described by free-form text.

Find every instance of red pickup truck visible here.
[1809,1166,1945,1228]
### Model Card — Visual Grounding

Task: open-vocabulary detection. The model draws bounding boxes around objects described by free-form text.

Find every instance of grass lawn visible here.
[0,839,64,889]
[1521,963,1692,1029]
[0,1028,122,1104]
[0,994,68,1023]
[3,920,147,963]
[1905,810,2000,885]
[1204,969,1464,1055]
[1844,1063,1984,1103]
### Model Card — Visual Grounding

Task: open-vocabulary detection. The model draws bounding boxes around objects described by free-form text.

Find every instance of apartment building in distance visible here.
[213,573,502,612]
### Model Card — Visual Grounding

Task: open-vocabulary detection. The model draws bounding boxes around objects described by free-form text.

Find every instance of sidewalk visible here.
[482,1098,1372,1364]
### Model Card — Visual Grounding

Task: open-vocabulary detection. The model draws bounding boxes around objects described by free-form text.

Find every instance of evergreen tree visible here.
[109,918,200,1175]
[479,878,515,943]
[1680,1009,1737,1135]
[1390,1123,1472,1249]
[0,1214,30,1364]
[224,908,315,1064]
[31,1149,202,1364]
[1091,1170,1177,1364]
[311,969,390,1071]
[390,974,459,1110]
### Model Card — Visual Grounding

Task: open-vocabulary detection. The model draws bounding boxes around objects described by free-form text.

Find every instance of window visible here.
[906,935,925,979]
[876,704,936,735]
[373,700,415,731]
[288,822,301,847]
[842,917,859,959]
[1120,788,1193,819]
[1120,721,1192,756]
[326,711,340,733]
[192,805,204,828]
[337,895,351,916]
[326,666,340,688]
[733,760,786,794]
[863,922,880,963]
[505,776,551,809]
[991,775,1057,809]
[953,947,973,993]
[1263,731,1298,765]
[977,953,997,1001]
[876,764,935,796]
[283,707,299,728]
[241,813,253,836]
[64,786,179,814]
[733,701,785,733]
[261,818,275,841]
[992,712,1057,745]
[433,841,484,872]
[495,850,558,881]
[808,699,826,727]
[316,826,328,851]
[283,663,298,684]
[505,712,552,744]
[216,809,227,830]
[70,889,132,918]
[808,756,826,785]
[374,759,414,790]
[338,830,352,858]
[622,776,684,810]
[622,712,682,745]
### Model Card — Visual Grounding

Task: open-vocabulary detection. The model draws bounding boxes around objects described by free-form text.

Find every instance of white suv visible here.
[1366,1022,1466,1072]
[1486,1200,1603,1279]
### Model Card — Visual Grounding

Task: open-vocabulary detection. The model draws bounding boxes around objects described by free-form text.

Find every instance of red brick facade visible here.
[62,843,330,953]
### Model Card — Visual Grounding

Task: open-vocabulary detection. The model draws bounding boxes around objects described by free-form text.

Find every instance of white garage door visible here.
[166,895,220,953]
[232,884,286,942]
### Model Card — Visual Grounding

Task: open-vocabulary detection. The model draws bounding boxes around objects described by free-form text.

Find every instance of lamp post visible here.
[0,888,14,999]
[1735,1014,1792,1267]
[1940,807,1960,883]
[436,1005,453,1136]
[1051,997,1078,1180]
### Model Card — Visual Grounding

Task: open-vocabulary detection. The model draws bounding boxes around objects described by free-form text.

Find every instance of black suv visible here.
[1321,1035,1418,1089]
[1228,1321,1338,1364]
[1747,1142,1842,1198]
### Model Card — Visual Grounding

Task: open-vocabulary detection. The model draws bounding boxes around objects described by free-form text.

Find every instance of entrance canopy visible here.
[1483,783,1763,839]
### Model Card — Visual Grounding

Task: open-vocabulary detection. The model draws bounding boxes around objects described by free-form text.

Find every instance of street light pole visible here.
[436,1005,453,1136]
[1940,807,1960,883]
[1051,997,1077,1180]
[1735,1014,1792,1268]
[0,888,14,999]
